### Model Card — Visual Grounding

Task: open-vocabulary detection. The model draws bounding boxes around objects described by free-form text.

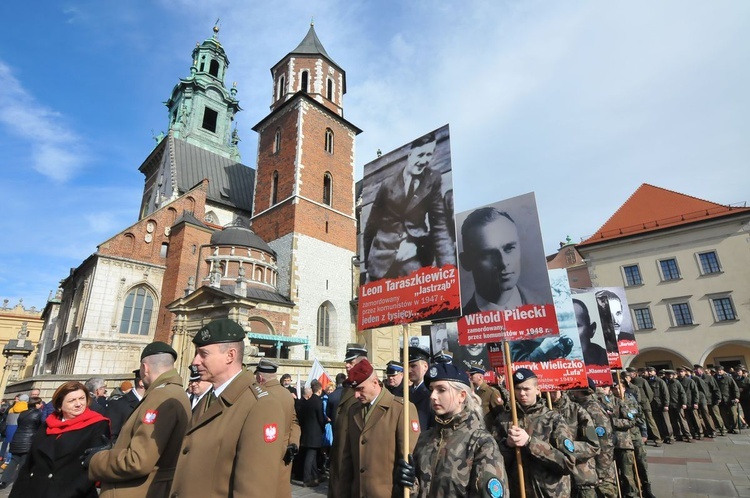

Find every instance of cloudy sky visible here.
[2,1,748,310]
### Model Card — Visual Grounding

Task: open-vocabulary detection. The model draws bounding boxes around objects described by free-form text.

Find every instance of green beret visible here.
[193,319,246,346]
[141,341,177,361]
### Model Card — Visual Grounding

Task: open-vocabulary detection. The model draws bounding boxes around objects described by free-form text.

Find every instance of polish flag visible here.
[307,358,332,390]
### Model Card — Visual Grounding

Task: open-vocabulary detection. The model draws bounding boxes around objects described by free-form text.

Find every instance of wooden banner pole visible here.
[402,323,411,498]
[503,340,526,498]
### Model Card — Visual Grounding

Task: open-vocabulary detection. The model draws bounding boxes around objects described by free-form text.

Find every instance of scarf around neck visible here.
[45,407,109,435]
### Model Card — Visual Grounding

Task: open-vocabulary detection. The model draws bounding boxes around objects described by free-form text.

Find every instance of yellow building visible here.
[0,300,43,398]
[578,184,750,370]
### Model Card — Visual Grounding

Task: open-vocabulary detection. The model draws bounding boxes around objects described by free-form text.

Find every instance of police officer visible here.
[397,361,508,497]
[409,347,434,430]
[328,343,368,498]
[469,366,506,430]
[339,359,420,498]
[170,318,286,497]
[385,360,405,398]
[492,368,576,497]
[87,341,191,498]
[254,358,302,498]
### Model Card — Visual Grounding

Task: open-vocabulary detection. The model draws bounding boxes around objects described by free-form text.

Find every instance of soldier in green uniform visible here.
[492,368,576,498]
[715,365,741,433]
[677,366,705,439]
[597,384,637,498]
[620,372,656,498]
[550,390,600,498]
[689,365,717,437]
[646,366,673,443]
[469,366,506,429]
[697,365,726,435]
[397,362,508,498]
[664,370,692,442]
[631,367,661,446]
[328,343,367,498]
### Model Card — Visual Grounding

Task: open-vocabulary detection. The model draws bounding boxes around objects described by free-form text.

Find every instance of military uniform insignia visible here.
[411,420,419,432]
[595,426,606,437]
[200,329,211,341]
[515,372,524,380]
[263,423,278,442]
[563,438,575,453]
[143,409,158,424]
[486,477,503,497]
[627,412,634,419]
[429,367,438,378]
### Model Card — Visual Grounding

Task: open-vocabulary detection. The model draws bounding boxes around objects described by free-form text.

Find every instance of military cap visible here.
[737,365,748,372]
[425,362,470,387]
[347,359,374,387]
[385,360,404,376]
[680,365,693,373]
[646,366,657,372]
[637,367,647,373]
[716,364,726,371]
[344,343,368,362]
[408,346,430,364]
[512,368,537,384]
[132,368,142,380]
[693,364,703,370]
[254,358,279,374]
[140,341,178,361]
[431,352,453,364]
[662,369,676,375]
[193,318,245,346]
[467,366,486,376]
[188,365,201,382]
[625,367,637,373]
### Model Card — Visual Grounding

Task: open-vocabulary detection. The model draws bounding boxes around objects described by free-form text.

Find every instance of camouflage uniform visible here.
[631,375,661,444]
[716,372,741,432]
[493,398,576,498]
[702,373,726,434]
[573,393,617,498]
[413,406,508,498]
[551,394,600,498]
[678,374,705,438]
[598,392,636,498]
[666,376,691,441]
[475,381,506,430]
[647,373,673,442]
[691,374,717,437]
[622,387,655,498]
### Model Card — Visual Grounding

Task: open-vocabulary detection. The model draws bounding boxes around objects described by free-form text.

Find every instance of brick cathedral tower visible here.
[251,24,361,360]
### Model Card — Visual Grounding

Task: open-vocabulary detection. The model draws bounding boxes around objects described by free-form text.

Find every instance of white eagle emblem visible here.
[200,329,211,341]
[264,423,278,443]
[429,367,438,378]
[143,410,158,424]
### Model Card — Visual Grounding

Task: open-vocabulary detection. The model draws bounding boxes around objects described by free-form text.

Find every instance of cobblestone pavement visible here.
[1,431,749,497]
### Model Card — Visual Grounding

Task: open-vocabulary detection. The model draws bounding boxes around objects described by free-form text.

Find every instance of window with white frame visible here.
[670,302,694,327]
[659,258,680,281]
[119,287,155,335]
[697,251,721,275]
[622,264,643,286]
[711,297,737,322]
[632,307,654,330]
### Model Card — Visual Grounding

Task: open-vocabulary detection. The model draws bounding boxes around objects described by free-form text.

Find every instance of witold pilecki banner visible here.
[357,125,461,330]
[487,269,588,391]
[455,193,558,343]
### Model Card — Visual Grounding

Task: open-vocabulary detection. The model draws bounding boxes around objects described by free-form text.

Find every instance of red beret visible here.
[348,359,374,387]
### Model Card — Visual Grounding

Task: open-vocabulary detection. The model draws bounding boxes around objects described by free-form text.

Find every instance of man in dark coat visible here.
[384,360,404,398]
[106,369,144,441]
[298,380,326,487]
[326,373,347,427]
[408,347,433,430]
[363,131,455,282]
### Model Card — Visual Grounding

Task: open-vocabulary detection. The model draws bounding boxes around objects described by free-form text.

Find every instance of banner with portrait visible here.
[455,193,558,343]
[487,269,588,391]
[570,290,618,385]
[358,125,461,330]
[583,286,638,356]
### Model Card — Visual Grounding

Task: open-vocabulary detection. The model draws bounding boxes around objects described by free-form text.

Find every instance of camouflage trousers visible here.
[634,443,649,487]
[573,486,597,498]
[594,479,618,498]
[615,449,639,498]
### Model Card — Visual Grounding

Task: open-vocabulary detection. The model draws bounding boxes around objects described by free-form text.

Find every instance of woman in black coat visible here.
[9,381,110,498]
[0,397,43,488]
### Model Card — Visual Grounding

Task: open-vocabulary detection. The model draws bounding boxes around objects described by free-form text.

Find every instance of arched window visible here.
[324,128,334,154]
[209,59,220,77]
[278,75,286,100]
[326,78,334,101]
[271,170,279,205]
[301,71,309,92]
[119,287,155,336]
[317,303,333,347]
[274,128,281,153]
[323,173,332,206]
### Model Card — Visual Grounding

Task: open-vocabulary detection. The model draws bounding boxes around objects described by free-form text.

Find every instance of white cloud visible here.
[0,61,89,181]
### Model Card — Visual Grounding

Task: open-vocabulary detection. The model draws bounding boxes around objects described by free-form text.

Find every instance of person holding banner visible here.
[396,362,508,498]
[362,131,455,282]
[492,368,576,497]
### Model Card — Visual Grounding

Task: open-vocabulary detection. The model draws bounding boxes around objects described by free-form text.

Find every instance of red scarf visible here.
[45,408,109,435]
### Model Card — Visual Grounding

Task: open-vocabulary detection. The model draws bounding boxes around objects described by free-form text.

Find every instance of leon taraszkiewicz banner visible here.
[455,192,558,343]
[357,125,461,330]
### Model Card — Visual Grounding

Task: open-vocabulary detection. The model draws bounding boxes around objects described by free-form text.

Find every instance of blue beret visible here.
[425,363,470,387]
[193,319,245,346]
[512,368,537,384]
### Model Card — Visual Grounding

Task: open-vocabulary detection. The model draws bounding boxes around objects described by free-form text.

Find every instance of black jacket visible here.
[10,418,110,498]
[106,390,140,439]
[298,394,326,448]
[410,382,433,429]
[9,408,42,454]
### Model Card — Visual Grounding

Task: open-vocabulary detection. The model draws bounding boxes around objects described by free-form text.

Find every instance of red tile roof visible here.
[579,184,749,246]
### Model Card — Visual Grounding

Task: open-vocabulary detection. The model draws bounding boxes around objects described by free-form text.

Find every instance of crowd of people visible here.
[0,319,747,497]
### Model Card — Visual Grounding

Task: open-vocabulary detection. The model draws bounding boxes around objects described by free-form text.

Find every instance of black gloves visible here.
[81,435,112,468]
[283,443,299,465]
[395,454,416,488]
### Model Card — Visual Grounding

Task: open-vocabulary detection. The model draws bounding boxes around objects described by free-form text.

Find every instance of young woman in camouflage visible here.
[396,362,508,498]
